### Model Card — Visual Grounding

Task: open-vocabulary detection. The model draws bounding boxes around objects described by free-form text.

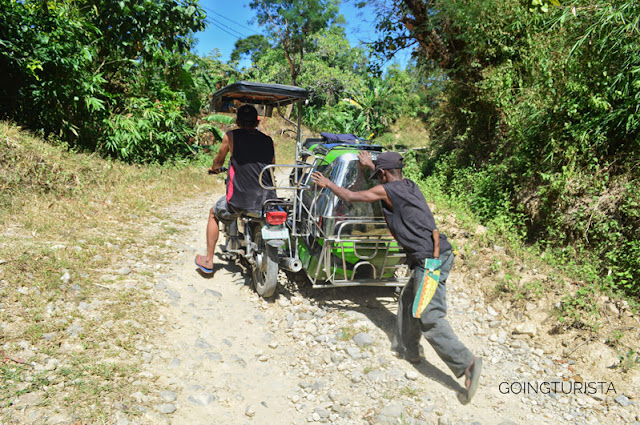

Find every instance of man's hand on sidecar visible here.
[311,171,331,188]
[358,151,375,171]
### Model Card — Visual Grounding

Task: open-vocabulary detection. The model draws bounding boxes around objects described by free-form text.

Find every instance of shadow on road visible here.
[213,252,249,277]
[278,272,466,395]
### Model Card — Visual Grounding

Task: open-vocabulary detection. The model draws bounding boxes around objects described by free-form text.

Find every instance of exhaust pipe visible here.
[279,257,302,273]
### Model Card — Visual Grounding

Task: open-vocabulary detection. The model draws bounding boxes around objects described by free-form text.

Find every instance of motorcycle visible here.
[211,167,301,298]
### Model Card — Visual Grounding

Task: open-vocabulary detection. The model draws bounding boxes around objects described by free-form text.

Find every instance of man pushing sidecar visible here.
[312,151,483,404]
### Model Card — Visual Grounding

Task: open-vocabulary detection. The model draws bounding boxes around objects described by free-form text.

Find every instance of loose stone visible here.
[188,393,216,406]
[159,391,177,402]
[204,289,222,297]
[405,370,419,381]
[245,405,256,417]
[195,338,211,349]
[353,332,373,348]
[614,395,632,407]
[155,403,176,414]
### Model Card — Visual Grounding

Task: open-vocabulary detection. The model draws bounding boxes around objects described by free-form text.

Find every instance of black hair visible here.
[236,105,258,128]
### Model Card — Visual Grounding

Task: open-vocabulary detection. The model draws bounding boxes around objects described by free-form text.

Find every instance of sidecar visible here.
[290,138,410,288]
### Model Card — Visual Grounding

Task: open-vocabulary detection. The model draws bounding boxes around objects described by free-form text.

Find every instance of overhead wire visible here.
[204,19,243,40]
[201,6,257,34]
[205,16,249,39]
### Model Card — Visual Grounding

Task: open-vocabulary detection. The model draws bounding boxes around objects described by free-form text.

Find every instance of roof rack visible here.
[312,143,383,156]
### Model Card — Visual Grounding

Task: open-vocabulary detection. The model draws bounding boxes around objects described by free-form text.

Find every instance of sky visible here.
[193,0,413,70]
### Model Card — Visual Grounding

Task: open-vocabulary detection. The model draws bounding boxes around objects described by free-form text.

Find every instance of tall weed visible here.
[101,97,194,163]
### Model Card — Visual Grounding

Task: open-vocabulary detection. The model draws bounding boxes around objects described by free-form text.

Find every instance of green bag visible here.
[412,229,442,319]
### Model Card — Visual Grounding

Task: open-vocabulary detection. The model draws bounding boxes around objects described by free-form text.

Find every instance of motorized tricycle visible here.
[210,81,410,298]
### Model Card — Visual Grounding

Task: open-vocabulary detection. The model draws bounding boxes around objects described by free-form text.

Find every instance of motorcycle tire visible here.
[252,226,278,298]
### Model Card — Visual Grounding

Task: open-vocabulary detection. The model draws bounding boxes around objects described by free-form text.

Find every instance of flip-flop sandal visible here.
[194,257,214,274]
[466,357,483,402]
[407,356,421,365]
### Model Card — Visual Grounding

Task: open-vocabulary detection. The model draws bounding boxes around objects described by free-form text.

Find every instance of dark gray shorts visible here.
[213,196,241,224]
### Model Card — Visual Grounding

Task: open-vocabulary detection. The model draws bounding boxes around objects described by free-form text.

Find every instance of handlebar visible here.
[208,166,228,175]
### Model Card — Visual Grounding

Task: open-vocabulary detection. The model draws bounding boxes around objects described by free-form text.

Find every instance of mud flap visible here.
[267,239,285,248]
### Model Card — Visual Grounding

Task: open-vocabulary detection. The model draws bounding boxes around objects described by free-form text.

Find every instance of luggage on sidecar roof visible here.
[303,132,362,150]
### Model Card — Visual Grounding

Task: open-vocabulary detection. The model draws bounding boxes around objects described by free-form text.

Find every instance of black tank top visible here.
[226,129,276,212]
[382,179,452,268]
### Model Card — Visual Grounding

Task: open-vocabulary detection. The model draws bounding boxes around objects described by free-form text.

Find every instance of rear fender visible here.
[267,239,285,248]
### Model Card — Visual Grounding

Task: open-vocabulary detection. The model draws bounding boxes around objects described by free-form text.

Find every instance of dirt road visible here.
[121,191,638,425]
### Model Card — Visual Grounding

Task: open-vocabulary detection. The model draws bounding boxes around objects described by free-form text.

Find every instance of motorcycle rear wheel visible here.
[252,226,278,298]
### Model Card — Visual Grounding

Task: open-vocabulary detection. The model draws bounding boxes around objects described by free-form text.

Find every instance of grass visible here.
[338,326,358,341]
[398,386,420,398]
[382,385,421,402]
[362,364,378,374]
[0,121,223,420]
[617,349,640,373]
[373,116,430,151]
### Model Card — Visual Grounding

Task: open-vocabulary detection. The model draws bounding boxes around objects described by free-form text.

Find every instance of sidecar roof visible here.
[211,81,309,109]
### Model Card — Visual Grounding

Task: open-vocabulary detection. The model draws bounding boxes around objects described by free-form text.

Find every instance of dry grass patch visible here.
[373,116,430,151]
[0,122,220,420]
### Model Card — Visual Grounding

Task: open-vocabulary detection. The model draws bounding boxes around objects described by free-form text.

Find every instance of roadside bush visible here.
[102,98,194,163]
[397,0,640,296]
[0,0,206,162]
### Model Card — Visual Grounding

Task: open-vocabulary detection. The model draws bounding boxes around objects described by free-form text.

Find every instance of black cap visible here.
[370,151,404,180]
[237,104,258,123]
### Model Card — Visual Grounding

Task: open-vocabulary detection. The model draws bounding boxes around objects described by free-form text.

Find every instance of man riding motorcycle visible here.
[195,104,276,274]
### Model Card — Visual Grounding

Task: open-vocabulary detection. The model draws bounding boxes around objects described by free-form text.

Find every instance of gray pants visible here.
[214,196,242,225]
[392,251,474,378]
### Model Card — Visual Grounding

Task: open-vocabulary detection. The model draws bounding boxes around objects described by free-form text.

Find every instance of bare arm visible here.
[311,171,392,207]
[210,131,233,173]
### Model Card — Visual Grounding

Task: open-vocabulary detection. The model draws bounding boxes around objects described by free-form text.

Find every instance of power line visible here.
[207,17,246,38]
[202,5,257,34]
[205,18,245,41]
[207,16,249,38]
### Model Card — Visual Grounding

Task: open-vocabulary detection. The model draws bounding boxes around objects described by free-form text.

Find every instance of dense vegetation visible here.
[0,0,208,162]
[371,0,640,297]
[1,0,638,299]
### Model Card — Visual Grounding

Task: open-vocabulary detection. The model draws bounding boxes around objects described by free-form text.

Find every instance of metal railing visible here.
[307,219,410,288]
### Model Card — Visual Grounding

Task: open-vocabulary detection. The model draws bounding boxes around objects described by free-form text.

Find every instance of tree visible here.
[230,35,271,64]
[298,26,369,106]
[248,0,341,85]
[0,0,207,162]
[0,0,102,139]
[80,0,206,97]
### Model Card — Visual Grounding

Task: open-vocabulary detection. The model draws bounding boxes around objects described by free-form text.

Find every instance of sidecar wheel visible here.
[252,229,278,298]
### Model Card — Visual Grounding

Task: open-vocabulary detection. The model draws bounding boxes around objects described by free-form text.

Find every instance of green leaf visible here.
[182,60,195,72]
[203,114,234,124]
